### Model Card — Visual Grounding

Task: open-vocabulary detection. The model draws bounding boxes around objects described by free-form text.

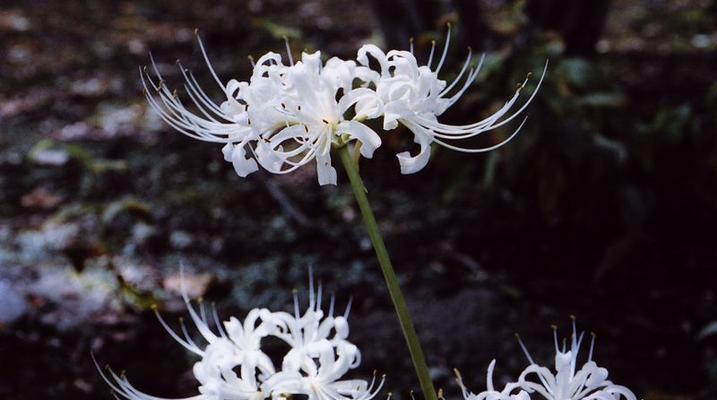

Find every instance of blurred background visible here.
[1,0,716,398]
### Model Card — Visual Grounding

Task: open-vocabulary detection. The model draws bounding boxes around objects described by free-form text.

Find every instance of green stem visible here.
[337,145,437,400]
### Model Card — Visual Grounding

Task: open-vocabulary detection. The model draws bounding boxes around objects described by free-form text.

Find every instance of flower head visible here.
[142,34,380,186]
[355,30,547,174]
[143,29,544,184]
[458,320,637,400]
[95,269,383,400]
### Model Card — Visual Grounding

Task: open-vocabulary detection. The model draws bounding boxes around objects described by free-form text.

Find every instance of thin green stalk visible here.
[337,145,437,400]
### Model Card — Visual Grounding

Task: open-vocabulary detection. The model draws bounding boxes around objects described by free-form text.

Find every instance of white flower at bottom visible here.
[95,270,383,400]
[457,360,530,400]
[263,339,382,400]
[458,320,638,400]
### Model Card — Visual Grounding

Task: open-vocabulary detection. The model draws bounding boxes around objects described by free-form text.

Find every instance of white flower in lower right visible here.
[457,321,638,400]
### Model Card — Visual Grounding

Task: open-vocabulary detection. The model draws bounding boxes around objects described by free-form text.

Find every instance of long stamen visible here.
[432,116,527,153]
[434,23,451,75]
[154,309,203,355]
[466,60,548,132]
[309,265,315,309]
[515,333,535,364]
[439,49,474,98]
[571,314,578,350]
[283,35,294,65]
[427,40,436,67]
[317,281,323,311]
[344,296,353,319]
[328,294,336,317]
[293,289,300,318]
[552,324,560,353]
[195,29,224,88]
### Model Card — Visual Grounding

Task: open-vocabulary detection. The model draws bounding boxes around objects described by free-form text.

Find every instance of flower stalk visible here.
[337,144,437,400]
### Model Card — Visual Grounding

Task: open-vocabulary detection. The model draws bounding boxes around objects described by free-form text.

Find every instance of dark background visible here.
[0,0,716,399]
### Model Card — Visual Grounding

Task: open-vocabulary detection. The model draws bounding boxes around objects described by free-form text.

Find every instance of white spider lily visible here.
[95,270,382,400]
[264,340,382,400]
[143,30,544,182]
[257,52,382,185]
[459,321,637,400]
[514,322,637,400]
[355,28,547,174]
[270,271,355,362]
[143,35,380,185]
[260,273,383,400]
[457,364,529,400]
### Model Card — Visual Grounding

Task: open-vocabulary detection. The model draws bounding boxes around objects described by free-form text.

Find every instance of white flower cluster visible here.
[458,321,637,400]
[142,31,546,185]
[97,272,383,400]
